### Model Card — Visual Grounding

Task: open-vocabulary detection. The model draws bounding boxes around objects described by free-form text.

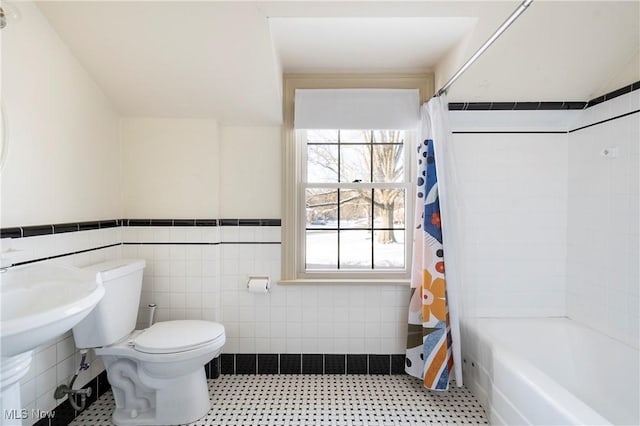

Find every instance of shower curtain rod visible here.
[435,0,534,97]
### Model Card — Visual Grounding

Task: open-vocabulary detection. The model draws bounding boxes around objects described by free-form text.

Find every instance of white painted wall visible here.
[0,3,122,421]
[121,118,220,219]
[219,126,281,218]
[0,1,120,227]
[566,90,639,348]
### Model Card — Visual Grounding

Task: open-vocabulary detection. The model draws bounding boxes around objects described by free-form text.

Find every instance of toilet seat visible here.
[134,320,224,354]
[95,321,226,363]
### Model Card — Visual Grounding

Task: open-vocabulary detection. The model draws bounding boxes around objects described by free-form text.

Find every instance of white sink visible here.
[1,262,105,357]
[0,262,104,425]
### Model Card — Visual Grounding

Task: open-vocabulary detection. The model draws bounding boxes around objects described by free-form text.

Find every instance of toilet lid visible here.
[134,320,225,354]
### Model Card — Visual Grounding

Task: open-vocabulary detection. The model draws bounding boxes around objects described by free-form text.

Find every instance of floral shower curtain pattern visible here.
[405,97,455,391]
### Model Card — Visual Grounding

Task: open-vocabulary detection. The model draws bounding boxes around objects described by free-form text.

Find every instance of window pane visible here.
[306,189,337,228]
[374,189,405,228]
[307,129,338,144]
[301,127,410,275]
[372,143,404,183]
[372,130,404,144]
[307,145,338,183]
[339,230,372,269]
[374,230,405,269]
[306,230,338,270]
[339,189,371,229]
[340,130,371,143]
[340,145,371,183]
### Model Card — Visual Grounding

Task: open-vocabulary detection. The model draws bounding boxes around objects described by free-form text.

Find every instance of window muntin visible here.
[301,129,410,274]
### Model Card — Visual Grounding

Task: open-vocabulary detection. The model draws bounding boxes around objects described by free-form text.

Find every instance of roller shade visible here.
[294,88,420,130]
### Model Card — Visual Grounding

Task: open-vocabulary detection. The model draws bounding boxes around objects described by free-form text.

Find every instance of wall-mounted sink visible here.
[1,262,105,357]
[0,262,104,425]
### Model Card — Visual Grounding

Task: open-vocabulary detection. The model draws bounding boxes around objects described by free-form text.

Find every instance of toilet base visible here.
[104,356,211,426]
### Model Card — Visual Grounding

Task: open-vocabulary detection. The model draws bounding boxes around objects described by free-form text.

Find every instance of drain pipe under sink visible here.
[54,350,92,411]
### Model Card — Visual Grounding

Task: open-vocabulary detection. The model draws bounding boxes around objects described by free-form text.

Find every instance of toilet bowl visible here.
[72,259,225,425]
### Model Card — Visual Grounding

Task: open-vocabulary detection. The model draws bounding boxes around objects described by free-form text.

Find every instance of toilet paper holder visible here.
[247,275,271,293]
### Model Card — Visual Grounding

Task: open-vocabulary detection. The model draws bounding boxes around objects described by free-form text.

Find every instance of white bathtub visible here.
[462,318,639,425]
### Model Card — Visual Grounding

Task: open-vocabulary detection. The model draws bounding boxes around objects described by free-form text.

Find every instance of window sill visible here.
[278,278,410,286]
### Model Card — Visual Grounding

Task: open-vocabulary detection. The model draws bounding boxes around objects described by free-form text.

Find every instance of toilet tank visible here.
[72,259,146,349]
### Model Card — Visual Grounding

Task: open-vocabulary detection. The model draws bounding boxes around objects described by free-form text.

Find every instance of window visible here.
[303,129,410,272]
[281,74,434,284]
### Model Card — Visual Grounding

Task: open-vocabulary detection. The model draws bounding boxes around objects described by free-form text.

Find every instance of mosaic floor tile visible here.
[70,375,487,425]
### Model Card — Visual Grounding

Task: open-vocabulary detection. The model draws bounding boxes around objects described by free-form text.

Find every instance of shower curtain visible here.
[405,95,463,391]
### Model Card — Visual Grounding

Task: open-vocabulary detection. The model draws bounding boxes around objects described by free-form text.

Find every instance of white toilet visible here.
[72,259,225,425]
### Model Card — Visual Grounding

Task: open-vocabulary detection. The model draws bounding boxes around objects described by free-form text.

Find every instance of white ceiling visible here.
[269,17,477,73]
[34,1,640,126]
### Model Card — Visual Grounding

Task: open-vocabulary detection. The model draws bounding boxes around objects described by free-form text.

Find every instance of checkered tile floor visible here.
[70,375,487,425]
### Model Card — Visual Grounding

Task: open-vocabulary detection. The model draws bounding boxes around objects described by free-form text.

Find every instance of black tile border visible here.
[0,216,283,266]
[78,221,100,231]
[368,355,392,374]
[0,227,22,239]
[2,220,125,240]
[205,357,221,379]
[324,354,346,374]
[258,354,279,374]
[221,353,405,376]
[22,225,54,237]
[196,219,218,227]
[280,354,302,374]
[1,218,281,240]
[346,354,368,374]
[449,101,587,111]
[11,243,121,267]
[391,354,406,374]
[53,223,80,234]
[221,219,281,227]
[235,354,257,374]
[302,354,324,374]
[220,353,235,375]
[449,80,639,111]
[569,109,640,134]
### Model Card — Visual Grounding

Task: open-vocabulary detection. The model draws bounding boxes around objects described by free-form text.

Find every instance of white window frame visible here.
[280,74,434,285]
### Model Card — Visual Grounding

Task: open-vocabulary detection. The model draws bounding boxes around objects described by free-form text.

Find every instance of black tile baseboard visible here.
[257,354,279,374]
[205,357,221,379]
[302,354,323,374]
[346,354,368,375]
[280,354,302,374]
[222,353,406,375]
[324,354,346,374]
[235,354,257,374]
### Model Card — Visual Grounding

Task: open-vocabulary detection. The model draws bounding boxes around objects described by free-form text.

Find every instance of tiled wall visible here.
[1,227,121,424]
[450,129,568,317]
[121,222,409,355]
[566,90,639,348]
[450,84,639,337]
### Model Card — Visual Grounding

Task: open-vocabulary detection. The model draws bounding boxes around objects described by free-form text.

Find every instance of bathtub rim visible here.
[461,317,624,426]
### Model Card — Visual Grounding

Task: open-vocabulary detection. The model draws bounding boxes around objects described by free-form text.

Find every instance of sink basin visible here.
[0,262,104,425]
[0,262,105,357]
